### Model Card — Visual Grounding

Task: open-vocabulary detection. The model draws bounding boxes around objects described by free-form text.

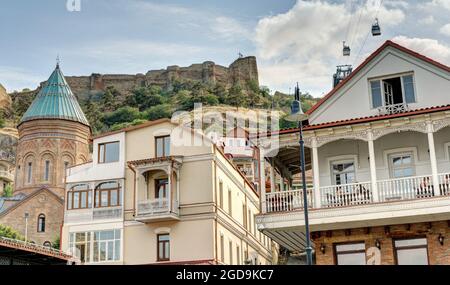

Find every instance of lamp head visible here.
[285,83,309,122]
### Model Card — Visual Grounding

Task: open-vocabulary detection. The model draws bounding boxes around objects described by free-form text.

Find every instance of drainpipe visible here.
[127,163,137,215]
[213,148,218,264]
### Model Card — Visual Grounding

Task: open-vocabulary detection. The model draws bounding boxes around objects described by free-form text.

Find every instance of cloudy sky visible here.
[1,0,450,97]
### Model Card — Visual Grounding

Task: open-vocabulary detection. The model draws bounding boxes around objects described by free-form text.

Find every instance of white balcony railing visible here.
[438,173,450,196]
[377,103,409,115]
[265,189,314,213]
[377,175,434,202]
[65,206,122,223]
[264,172,450,213]
[320,181,372,208]
[0,170,14,182]
[137,198,179,216]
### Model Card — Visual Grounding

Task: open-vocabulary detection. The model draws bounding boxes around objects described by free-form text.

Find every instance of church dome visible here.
[19,64,89,126]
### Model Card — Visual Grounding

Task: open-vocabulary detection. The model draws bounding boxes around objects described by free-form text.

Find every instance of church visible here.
[0,63,90,246]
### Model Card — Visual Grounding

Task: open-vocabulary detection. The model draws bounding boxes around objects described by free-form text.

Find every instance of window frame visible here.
[155,178,168,199]
[94,182,121,208]
[388,151,415,179]
[393,237,429,265]
[67,184,92,210]
[368,72,416,109]
[43,160,50,182]
[37,214,46,233]
[157,233,170,262]
[333,241,367,265]
[155,135,170,158]
[98,141,120,164]
[27,162,32,184]
[330,159,356,185]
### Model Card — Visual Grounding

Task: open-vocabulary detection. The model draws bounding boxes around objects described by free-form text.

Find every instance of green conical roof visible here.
[20,64,89,126]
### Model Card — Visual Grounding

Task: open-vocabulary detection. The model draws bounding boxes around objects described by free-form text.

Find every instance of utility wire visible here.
[353,0,384,66]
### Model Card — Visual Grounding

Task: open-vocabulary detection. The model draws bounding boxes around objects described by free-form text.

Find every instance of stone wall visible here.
[55,56,258,101]
[313,221,450,265]
[0,84,11,110]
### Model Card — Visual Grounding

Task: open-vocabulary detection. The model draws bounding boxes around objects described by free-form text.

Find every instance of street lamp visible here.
[285,83,313,265]
[24,212,29,243]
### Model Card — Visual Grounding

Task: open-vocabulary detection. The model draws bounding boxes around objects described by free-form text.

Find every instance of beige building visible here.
[61,119,277,264]
[0,64,91,246]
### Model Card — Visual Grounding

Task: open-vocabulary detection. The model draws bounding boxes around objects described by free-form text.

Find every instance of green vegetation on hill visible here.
[6,79,320,134]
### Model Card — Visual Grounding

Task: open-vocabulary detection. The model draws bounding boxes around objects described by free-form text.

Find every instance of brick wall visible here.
[313,221,449,265]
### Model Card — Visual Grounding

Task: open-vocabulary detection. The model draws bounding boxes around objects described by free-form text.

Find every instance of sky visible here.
[1,0,450,97]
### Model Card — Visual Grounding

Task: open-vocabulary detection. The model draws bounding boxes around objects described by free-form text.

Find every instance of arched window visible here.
[43,241,52,248]
[67,184,91,210]
[37,214,46,232]
[95,181,121,208]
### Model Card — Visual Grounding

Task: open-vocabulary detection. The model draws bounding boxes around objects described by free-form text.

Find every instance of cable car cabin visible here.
[343,42,351,56]
[372,19,381,36]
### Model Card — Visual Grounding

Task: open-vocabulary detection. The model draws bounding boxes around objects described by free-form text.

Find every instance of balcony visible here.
[65,207,122,224]
[264,174,450,213]
[0,171,14,182]
[135,198,180,222]
[377,103,408,115]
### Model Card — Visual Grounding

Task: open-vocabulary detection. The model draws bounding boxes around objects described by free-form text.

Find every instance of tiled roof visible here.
[19,64,89,126]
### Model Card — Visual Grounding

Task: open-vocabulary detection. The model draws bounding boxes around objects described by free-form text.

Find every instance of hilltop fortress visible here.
[4,56,258,104]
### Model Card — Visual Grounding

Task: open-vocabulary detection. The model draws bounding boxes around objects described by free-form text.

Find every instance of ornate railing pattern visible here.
[264,173,450,213]
[377,103,408,115]
[377,175,433,202]
[265,189,314,213]
[137,198,179,216]
[320,182,372,208]
[65,207,123,223]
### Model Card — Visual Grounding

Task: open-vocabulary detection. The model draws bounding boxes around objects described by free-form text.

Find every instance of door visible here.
[383,81,394,106]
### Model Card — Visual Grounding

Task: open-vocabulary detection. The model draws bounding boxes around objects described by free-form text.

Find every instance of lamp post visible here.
[285,83,313,265]
[24,212,29,243]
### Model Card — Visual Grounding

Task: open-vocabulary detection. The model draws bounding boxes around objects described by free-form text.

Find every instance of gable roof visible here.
[0,188,63,218]
[19,64,90,127]
[307,40,450,116]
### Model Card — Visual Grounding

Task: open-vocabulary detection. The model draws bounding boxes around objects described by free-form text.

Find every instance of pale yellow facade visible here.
[61,119,276,265]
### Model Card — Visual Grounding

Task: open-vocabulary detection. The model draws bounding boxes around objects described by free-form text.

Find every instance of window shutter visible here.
[402,75,416,103]
[370,80,382,108]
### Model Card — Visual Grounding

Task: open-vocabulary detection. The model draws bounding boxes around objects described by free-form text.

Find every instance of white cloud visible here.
[429,0,450,10]
[254,0,406,96]
[391,36,450,65]
[440,23,450,37]
[418,15,436,25]
[210,17,251,42]
[0,67,42,92]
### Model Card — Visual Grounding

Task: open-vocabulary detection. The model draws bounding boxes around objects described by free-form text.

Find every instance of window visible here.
[98,142,120,163]
[155,136,170,158]
[155,179,168,199]
[69,229,121,263]
[219,181,223,209]
[44,160,50,181]
[394,238,428,265]
[27,162,32,184]
[389,152,415,178]
[331,160,355,185]
[37,214,45,232]
[220,235,225,263]
[95,181,121,208]
[157,234,170,261]
[335,242,366,265]
[67,184,92,210]
[228,189,232,215]
[370,74,416,109]
[248,210,252,234]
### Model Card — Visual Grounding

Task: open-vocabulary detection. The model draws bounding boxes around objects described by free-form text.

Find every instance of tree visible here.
[226,84,247,107]
[143,104,173,121]
[126,86,165,111]
[103,106,141,127]
[0,224,25,241]
[52,236,60,250]
[100,86,120,112]
[2,184,13,197]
